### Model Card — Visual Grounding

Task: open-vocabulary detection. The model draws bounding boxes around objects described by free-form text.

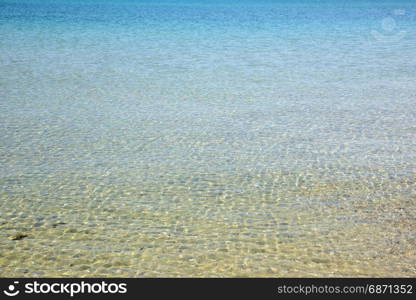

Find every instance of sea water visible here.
[1,0,415,276]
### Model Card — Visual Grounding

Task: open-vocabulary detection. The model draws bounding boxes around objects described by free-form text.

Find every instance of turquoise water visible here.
[1,0,416,277]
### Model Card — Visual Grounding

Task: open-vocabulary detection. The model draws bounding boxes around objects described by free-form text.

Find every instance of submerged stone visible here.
[11,233,28,241]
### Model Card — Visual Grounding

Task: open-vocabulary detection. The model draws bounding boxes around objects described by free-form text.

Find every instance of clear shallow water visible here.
[1,0,415,277]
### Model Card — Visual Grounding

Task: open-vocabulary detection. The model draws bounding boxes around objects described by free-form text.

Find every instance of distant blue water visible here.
[1,0,416,277]
[2,0,415,94]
